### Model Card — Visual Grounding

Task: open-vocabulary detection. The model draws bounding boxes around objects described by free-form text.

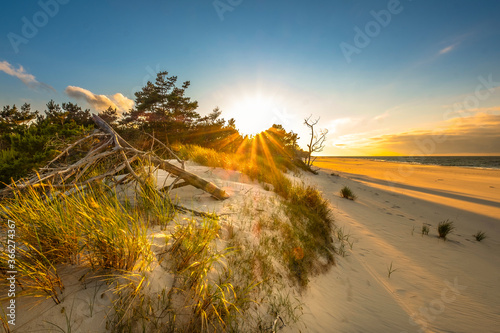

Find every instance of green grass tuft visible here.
[340,186,356,200]
[437,219,455,240]
[421,224,430,236]
[473,231,487,242]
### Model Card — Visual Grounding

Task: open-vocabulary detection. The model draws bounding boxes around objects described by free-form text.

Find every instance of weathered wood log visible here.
[0,116,229,201]
[91,115,229,200]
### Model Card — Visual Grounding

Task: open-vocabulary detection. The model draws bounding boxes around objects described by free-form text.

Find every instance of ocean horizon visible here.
[319,155,500,169]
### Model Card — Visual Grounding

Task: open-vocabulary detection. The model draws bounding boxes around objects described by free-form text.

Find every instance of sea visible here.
[328,156,500,170]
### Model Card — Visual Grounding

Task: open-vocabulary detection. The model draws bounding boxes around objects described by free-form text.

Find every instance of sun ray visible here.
[257,133,277,169]
[263,129,291,158]
[212,132,242,151]
[236,136,251,156]
[250,135,259,165]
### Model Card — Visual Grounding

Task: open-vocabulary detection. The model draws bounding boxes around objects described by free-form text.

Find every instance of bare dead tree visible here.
[304,115,328,167]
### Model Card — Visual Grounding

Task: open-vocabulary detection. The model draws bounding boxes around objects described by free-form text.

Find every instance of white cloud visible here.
[65,86,134,114]
[0,60,54,90]
[327,117,360,134]
[111,93,135,112]
[438,44,456,55]
[373,110,390,122]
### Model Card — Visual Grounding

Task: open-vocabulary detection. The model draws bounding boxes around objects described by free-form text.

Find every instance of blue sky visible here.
[1,0,500,155]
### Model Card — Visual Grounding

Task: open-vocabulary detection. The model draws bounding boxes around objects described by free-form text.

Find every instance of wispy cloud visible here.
[437,32,474,56]
[441,106,500,119]
[438,44,457,55]
[65,86,134,114]
[373,110,390,122]
[0,60,54,91]
[327,117,361,134]
[361,112,500,155]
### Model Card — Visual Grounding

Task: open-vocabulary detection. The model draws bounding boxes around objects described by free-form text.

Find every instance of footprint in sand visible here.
[408,218,415,221]
[397,214,405,218]
[392,205,400,209]
[395,289,406,296]
[386,212,393,215]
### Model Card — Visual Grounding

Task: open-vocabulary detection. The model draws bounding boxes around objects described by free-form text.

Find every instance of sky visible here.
[1,0,500,156]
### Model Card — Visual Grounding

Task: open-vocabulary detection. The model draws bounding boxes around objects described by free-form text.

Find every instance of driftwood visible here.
[0,115,229,200]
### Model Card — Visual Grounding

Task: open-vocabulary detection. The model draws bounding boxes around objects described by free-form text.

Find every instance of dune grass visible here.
[109,216,266,333]
[473,231,487,242]
[1,143,337,332]
[340,186,357,200]
[421,224,430,236]
[437,219,455,240]
[0,183,157,303]
[177,144,337,287]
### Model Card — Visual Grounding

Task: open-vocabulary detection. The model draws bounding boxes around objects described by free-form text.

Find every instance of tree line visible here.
[0,71,314,187]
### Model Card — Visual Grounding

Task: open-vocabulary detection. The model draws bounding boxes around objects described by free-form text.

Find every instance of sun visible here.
[227,95,277,136]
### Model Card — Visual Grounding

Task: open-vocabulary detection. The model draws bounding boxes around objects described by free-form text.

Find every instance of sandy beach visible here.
[3,158,500,332]
[298,158,500,333]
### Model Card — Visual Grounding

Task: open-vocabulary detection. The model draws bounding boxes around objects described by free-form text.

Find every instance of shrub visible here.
[473,231,486,242]
[340,186,356,200]
[437,219,455,240]
[421,224,430,236]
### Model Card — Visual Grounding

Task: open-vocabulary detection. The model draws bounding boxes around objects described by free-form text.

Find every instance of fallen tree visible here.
[0,114,229,200]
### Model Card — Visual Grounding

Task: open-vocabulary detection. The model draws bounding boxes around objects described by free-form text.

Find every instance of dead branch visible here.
[143,132,185,169]
[0,115,229,201]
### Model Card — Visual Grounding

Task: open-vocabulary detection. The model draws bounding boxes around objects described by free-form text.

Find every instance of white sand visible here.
[297,159,500,333]
[7,162,273,332]
[7,159,500,332]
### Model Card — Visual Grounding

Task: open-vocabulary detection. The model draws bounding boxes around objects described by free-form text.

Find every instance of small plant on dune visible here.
[340,186,356,200]
[0,308,11,333]
[14,243,64,304]
[387,261,397,278]
[164,217,259,332]
[280,184,336,287]
[473,231,487,242]
[421,224,430,236]
[336,227,354,257]
[45,299,76,333]
[437,219,455,240]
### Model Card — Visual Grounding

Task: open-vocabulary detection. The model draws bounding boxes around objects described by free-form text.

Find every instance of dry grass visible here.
[0,143,337,332]
[0,183,155,303]
[437,219,455,240]
[340,186,357,200]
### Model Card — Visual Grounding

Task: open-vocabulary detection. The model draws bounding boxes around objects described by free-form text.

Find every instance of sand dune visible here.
[5,159,500,332]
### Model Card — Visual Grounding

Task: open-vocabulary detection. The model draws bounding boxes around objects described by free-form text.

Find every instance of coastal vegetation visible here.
[340,185,357,200]
[473,231,487,242]
[0,71,337,331]
[437,219,455,240]
[421,224,430,236]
